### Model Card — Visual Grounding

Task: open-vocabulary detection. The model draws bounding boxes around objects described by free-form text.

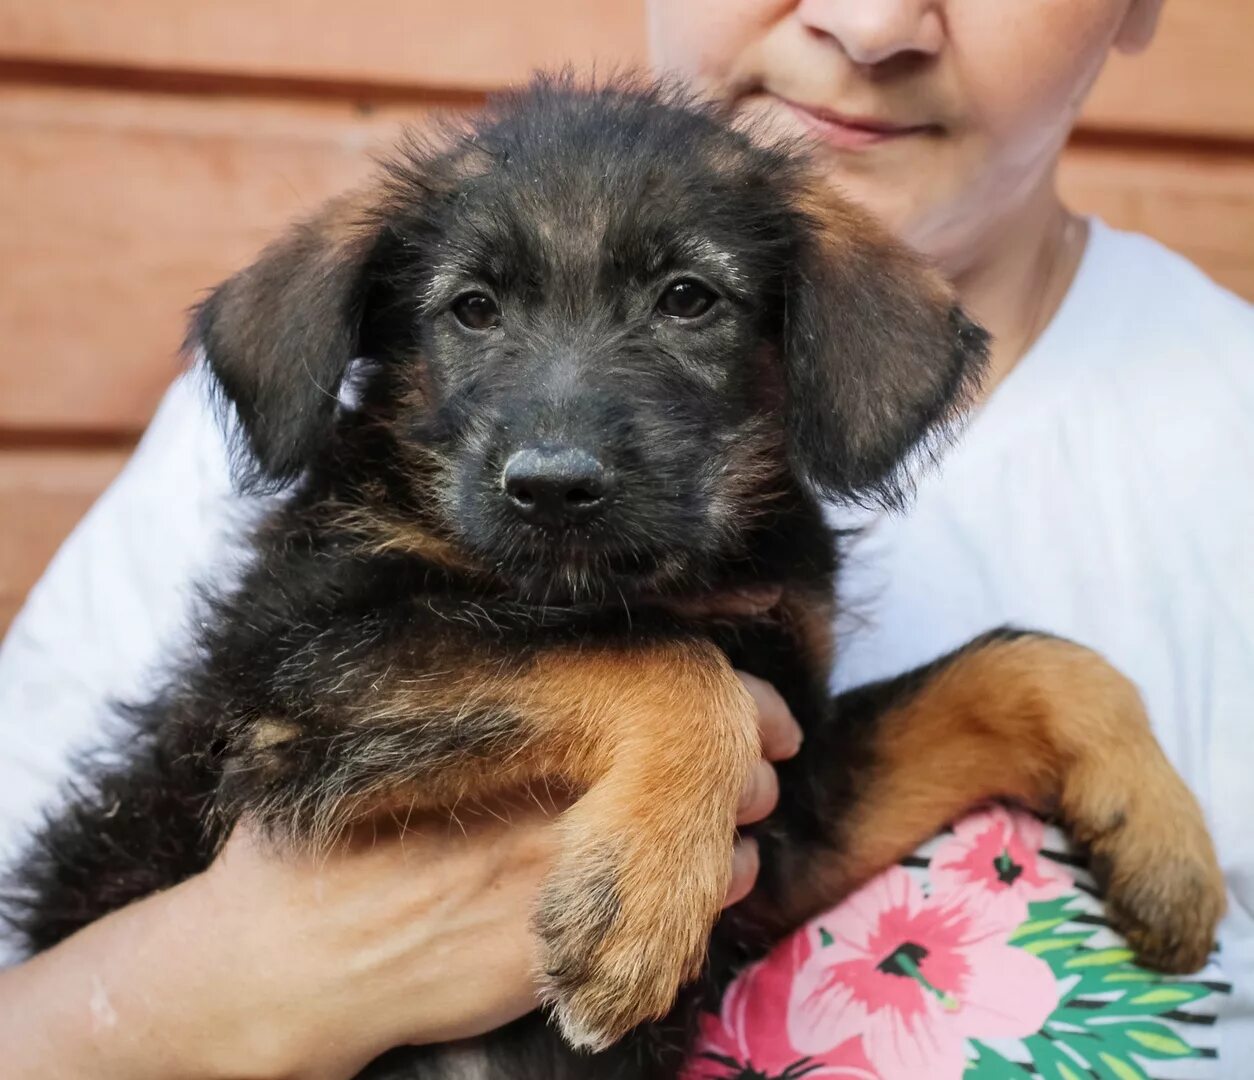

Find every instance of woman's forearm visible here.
[0,819,551,1080]
[0,880,243,1080]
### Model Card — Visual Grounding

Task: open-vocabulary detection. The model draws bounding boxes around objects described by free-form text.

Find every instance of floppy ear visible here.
[783,190,989,508]
[188,189,383,490]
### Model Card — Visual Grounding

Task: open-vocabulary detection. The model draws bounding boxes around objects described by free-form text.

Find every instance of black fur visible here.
[2,77,995,1077]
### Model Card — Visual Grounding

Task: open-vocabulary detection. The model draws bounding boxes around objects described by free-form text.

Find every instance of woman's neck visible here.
[945,184,1088,405]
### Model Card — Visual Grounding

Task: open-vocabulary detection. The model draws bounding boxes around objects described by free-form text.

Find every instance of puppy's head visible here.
[192,77,987,600]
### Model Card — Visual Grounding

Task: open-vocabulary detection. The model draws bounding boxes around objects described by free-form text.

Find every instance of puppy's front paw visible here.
[535,829,731,1051]
[1087,794,1225,973]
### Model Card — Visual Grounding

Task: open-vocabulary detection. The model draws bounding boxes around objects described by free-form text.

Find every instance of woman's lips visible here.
[778,96,936,150]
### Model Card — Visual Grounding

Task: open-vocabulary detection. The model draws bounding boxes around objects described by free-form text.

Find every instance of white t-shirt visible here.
[2,220,1252,1059]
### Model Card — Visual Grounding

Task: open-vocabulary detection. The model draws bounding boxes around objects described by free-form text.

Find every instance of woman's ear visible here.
[188,187,384,491]
[782,187,989,508]
[1114,0,1164,55]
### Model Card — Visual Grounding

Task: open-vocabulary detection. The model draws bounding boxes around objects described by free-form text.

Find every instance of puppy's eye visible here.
[656,279,718,320]
[451,292,501,330]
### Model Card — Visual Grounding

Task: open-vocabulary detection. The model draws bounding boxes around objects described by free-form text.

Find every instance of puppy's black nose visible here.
[501,447,610,527]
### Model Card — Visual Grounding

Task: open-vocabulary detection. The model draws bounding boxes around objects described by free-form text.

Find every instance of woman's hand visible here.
[1,667,800,1080]
[726,667,803,905]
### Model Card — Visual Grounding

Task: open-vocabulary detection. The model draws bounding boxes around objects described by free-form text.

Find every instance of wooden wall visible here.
[2,2,1251,631]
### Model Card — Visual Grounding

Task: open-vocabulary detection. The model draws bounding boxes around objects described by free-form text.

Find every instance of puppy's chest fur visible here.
[219,481,838,726]
[149,466,825,835]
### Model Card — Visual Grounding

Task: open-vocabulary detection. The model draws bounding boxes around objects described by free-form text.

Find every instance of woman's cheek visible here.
[647,0,791,80]
[953,0,1126,146]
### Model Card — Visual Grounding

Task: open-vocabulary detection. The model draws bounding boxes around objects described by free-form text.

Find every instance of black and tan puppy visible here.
[4,78,1223,1078]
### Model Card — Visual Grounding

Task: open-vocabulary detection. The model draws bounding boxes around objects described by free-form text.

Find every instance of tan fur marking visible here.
[510,642,760,1048]
[330,502,487,577]
[314,189,378,250]
[793,178,955,310]
[705,418,789,541]
[247,719,301,750]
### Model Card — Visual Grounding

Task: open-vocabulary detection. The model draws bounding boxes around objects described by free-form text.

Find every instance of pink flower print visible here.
[931,805,1072,927]
[683,928,878,1079]
[787,867,1058,1080]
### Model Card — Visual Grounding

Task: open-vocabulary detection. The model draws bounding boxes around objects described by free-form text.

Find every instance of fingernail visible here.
[733,836,759,868]
[781,720,804,758]
[730,837,760,890]
[738,762,765,812]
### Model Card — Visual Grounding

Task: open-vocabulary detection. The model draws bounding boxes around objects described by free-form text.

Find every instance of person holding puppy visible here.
[2,1,1251,1077]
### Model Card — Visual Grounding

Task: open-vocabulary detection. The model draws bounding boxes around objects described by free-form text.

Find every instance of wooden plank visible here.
[0,0,646,92]
[0,85,436,433]
[1081,0,1254,141]
[0,449,130,634]
[1059,141,1254,302]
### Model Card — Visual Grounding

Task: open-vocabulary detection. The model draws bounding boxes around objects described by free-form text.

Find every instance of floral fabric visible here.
[686,806,1229,1080]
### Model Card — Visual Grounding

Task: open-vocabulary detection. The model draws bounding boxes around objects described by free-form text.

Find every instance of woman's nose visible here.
[796,0,945,67]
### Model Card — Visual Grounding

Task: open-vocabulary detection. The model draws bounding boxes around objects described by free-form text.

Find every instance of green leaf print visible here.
[1062,947,1137,969]
[1021,933,1096,957]
[1009,913,1071,941]
[1113,983,1215,1015]
[1007,897,1089,945]
[1117,1023,1198,1058]
[1090,1050,1152,1080]
[964,1044,1024,1078]
[1024,1035,1092,1080]
[967,894,1220,1079]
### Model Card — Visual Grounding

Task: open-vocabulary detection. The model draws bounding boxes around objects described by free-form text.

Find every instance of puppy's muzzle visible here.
[501,445,612,528]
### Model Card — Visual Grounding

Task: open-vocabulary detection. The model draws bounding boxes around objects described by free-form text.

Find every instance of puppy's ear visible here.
[189,189,383,490]
[783,189,989,507]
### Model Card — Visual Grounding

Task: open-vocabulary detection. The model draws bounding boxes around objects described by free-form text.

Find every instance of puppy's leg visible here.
[217,637,759,1049]
[761,629,1225,973]
[518,641,759,1051]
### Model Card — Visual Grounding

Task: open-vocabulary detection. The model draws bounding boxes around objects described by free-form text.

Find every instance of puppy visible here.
[4,78,1223,1078]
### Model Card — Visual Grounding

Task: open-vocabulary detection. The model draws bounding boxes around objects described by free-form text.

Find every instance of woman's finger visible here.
[736,759,780,825]
[723,838,760,908]
[736,671,802,761]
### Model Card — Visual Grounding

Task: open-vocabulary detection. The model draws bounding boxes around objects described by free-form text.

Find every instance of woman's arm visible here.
[0,672,797,1080]
[0,807,561,1080]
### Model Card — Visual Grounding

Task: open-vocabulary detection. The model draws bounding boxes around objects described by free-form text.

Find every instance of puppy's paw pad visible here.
[543,933,706,1051]
[1105,857,1225,974]
[536,847,724,1047]
[1092,812,1225,975]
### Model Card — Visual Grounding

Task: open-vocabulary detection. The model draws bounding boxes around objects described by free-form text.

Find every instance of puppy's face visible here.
[381,120,801,597]
[195,80,987,601]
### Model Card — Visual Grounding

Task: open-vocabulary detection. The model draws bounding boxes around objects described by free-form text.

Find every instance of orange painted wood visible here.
[1081,0,1254,141]
[1059,141,1254,302]
[1,1,1247,140]
[0,85,438,434]
[2,87,1251,438]
[0,0,647,92]
[0,449,129,633]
